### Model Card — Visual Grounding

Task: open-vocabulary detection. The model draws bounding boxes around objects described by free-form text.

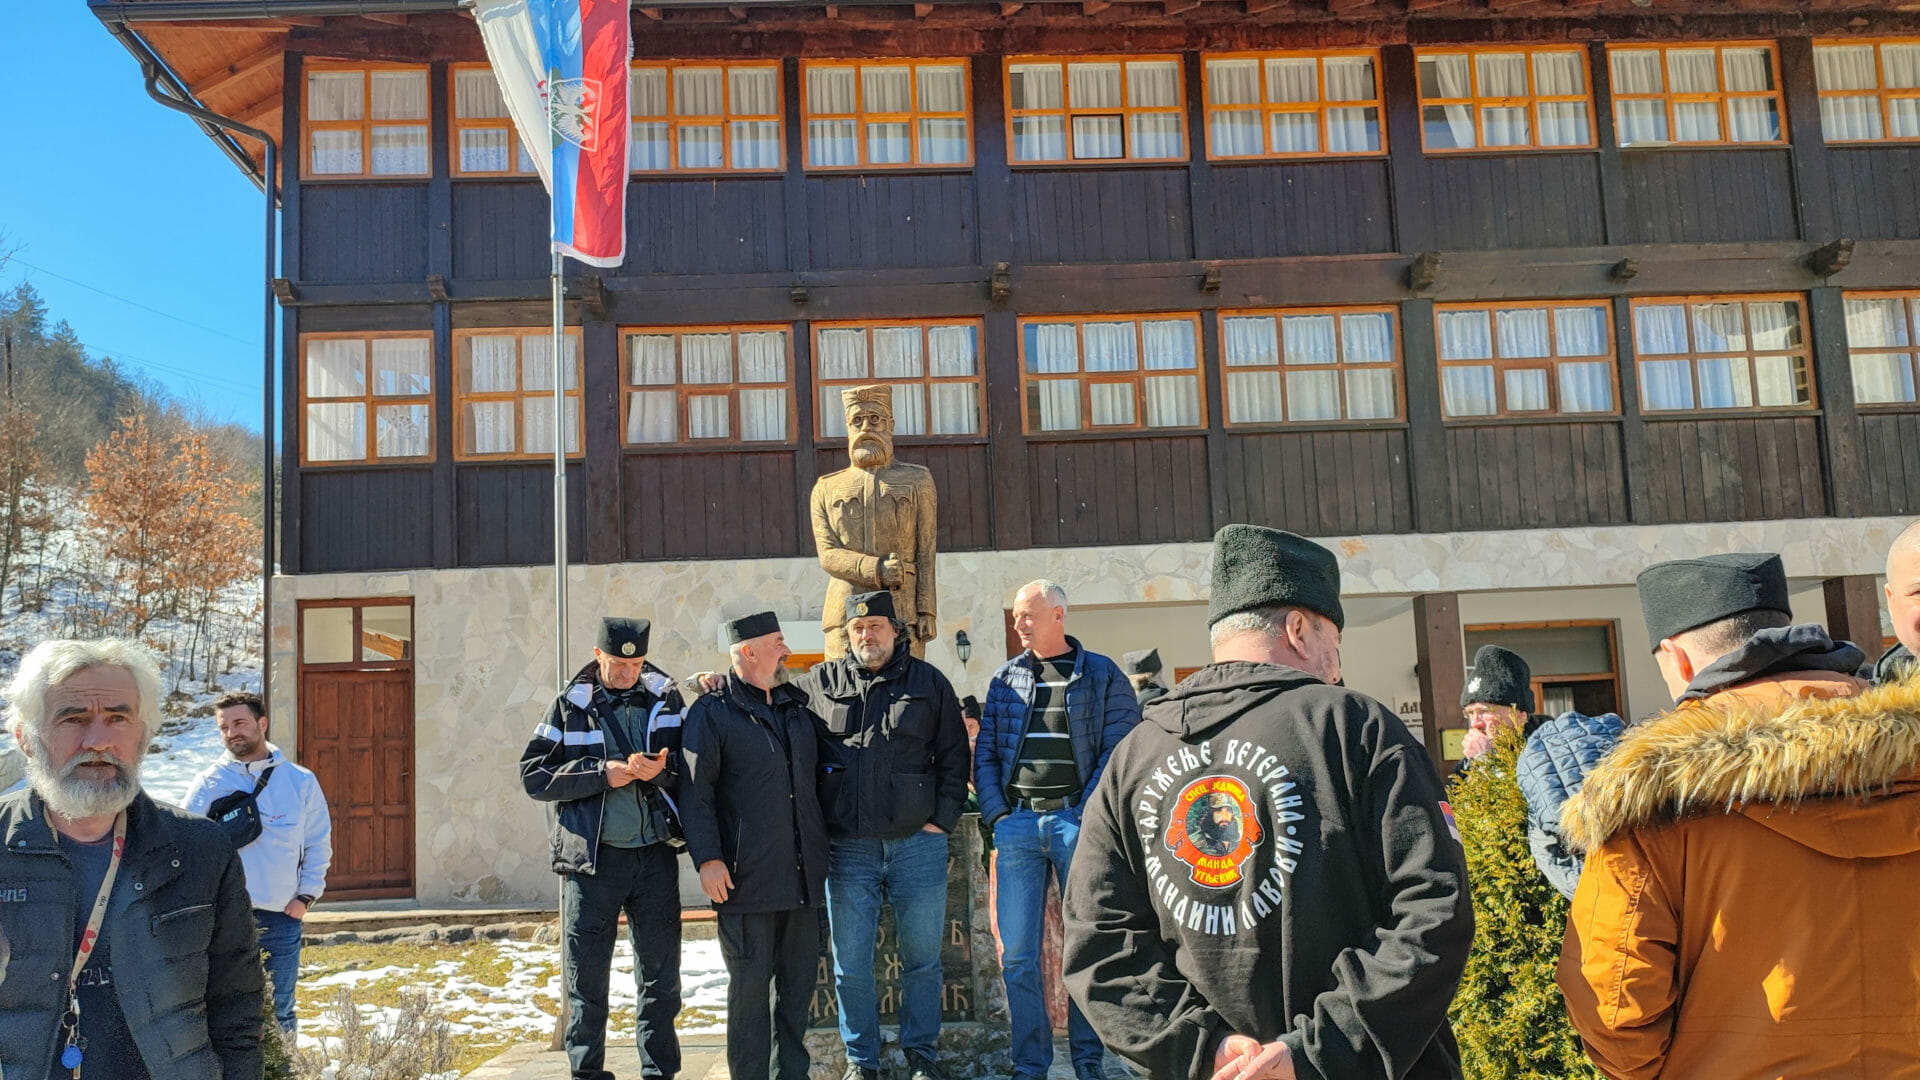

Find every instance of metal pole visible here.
[549,249,570,1053]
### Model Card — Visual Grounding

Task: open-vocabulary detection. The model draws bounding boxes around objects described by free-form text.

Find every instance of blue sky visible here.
[0,5,269,430]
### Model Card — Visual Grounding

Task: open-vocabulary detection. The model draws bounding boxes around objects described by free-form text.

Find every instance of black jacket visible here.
[802,639,971,839]
[679,674,830,914]
[0,790,263,1080]
[520,659,686,875]
[1062,662,1473,1080]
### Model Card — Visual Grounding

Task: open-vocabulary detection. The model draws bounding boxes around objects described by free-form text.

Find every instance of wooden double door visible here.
[298,600,416,899]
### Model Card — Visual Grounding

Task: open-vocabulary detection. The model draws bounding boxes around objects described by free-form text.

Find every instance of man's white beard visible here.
[849,438,891,469]
[26,734,142,820]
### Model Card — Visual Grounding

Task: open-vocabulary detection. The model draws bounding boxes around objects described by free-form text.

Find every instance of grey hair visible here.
[728,641,747,666]
[1208,608,1290,651]
[1017,579,1069,613]
[5,639,165,744]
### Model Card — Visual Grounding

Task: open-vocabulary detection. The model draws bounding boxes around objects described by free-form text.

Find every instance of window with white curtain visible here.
[454,330,584,459]
[1842,293,1920,405]
[1019,315,1202,431]
[452,65,539,176]
[1203,51,1384,159]
[629,62,783,172]
[1220,308,1400,424]
[1631,296,1812,412]
[802,60,971,168]
[303,334,433,463]
[1008,57,1186,162]
[622,327,792,444]
[1435,303,1617,418]
[1814,41,1920,143]
[813,321,985,438]
[1608,44,1784,147]
[307,66,430,178]
[1416,47,1593,151]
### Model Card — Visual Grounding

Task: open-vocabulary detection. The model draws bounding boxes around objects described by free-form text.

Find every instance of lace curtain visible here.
[1634,305,1695,411]
[1026,323,1080,431]
[627,335,679,443]
[863,67,913,164]
[1128,61,1184,158]
[1845,298,1919,404]
[1477,53,1530,147]
[631,68,672,169]
[1531,52,1590,146]
[1611,50,1668,144]
[1553,307,1614,413]
[370,71,428,174]
[1421,55,1476,150]
[917,66,969,163]
[1223,316,1281,423]
[1438,310,1496,416]
[1010,65,1067,161]
[808,67,859,166]
[1325,57,1380,152]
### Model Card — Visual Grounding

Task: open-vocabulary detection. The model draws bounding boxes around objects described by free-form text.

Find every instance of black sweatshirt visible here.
[1062,661,1473,1080]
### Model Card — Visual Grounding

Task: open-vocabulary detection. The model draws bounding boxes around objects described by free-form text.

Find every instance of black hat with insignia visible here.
[1461,645,1535,712]
[598,617,651,658]
[1637,552,1791,649]
[1207,524,1345,631]
[1122,648,1163,676]
[726,611,782,644]
[844,590,897,624]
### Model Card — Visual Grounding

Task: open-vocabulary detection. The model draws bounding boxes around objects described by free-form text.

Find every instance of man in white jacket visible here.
[184,691,334,1035]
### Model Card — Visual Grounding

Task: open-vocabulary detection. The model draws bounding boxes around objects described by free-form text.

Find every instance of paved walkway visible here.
[468,1036,1125,1080]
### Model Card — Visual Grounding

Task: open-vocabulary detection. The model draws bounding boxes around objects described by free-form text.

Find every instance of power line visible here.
[8,257,258,348]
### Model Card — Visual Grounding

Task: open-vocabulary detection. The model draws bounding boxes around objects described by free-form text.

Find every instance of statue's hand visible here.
[879,554,910,587]
[913,614,936,642]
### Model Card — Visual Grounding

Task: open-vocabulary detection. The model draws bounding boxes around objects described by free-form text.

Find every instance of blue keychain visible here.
[61,1042,82,1071]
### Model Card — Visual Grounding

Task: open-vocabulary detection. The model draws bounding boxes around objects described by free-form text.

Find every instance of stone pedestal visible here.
[805,816,1010,1079]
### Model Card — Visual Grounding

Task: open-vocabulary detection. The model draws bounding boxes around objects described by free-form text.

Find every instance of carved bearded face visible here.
[847,402,894,469]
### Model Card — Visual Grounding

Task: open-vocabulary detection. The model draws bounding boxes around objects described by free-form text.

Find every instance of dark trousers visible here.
[563,843,683,1080]
[716,906,821,1080]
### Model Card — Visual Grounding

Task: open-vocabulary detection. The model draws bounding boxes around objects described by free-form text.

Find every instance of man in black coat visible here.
[679,612,830,1080]
[519,616,687,1080]
[0,639,262,1080]
[1124,648,1170,708]
[1063,525,1473,1080]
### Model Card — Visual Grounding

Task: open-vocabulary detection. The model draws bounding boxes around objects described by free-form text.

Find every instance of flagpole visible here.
[550,247,571,1053]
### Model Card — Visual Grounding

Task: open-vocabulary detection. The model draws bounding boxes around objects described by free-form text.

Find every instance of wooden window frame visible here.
[1629,293,1817,415]
[1433,301,1622,420]
[302,61,433,180]
[619,324,797,448]
[1016,313,1208,435]
[448,63,537,178]
[298,331,435,467]
[1413,46,1598,154]
[810,319,988,442]
[628,60,785,174]
[452,328,586,462]
[1217,306,1405,427]
[1813,39,1920,145]
[1839,290,1920,411]
[1463,619,1624,722]
[1202,49,1388,161]
[298,597,416,673]
[800,59,975,170]
[1606,41,1789,149]
[1004,54,1190,165]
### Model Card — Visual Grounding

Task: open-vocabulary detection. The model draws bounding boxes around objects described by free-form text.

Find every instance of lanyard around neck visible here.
[53,811,129,995]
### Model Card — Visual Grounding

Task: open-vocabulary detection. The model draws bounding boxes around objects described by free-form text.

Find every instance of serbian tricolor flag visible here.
[472,0,630,267]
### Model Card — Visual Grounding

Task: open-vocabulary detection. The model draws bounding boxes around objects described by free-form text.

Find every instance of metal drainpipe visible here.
[118,30,281,714]
[92,0,463,21]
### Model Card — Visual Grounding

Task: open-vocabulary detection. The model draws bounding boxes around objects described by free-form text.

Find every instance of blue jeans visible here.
[993,808,1104,1079]
[254,909,304,1033]
[825,828,950,1068]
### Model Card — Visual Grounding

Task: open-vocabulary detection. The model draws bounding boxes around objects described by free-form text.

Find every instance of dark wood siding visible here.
[1207,161,1394,258]
[451,182,550,280]
[1828,148,1920,240]
[298,468,435,572]
[625,180,789,275]
[804,175,977,269]
[454,463,587,567]
[1445,422,1628,531]
[815,445,993,552]
[1637,415,1827,523]
[1010,169,1192,264]
[1027,436,1210,547]
[1218,429,1413,537]
[301,185,429,283]
[623,451,804,560]
[1425,154,1607,250]
[1617,150,1799,244]
[1861,412,1920,516]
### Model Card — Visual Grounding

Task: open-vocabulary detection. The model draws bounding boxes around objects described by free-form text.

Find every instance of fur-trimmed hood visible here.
[1562,675,1920,852]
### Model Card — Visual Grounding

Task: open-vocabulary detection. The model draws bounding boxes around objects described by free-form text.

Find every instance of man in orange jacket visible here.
[1556,552,1920,1079]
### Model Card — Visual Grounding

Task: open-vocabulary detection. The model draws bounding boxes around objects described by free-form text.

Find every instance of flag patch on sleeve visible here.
[1438,800,1461,842]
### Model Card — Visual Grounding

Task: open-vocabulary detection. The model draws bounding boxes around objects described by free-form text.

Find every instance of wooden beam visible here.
[637,6,663,17]
[1083,0,1112,13]
[359,12,409,26]
[1325,0,1372,12]
[999,1,1024,13]
[1164,0,1201,12]
[1413,592,1465,771]
[232,94,282,125]
[914,2,935,15]
[1244,0,1284,11]
[189,42,285,98]
[728,5,749,18]
[143,20,291,32]
[1824,575,1886,666]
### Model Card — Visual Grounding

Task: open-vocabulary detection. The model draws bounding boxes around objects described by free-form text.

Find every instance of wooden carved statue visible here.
[810,384,938,659]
